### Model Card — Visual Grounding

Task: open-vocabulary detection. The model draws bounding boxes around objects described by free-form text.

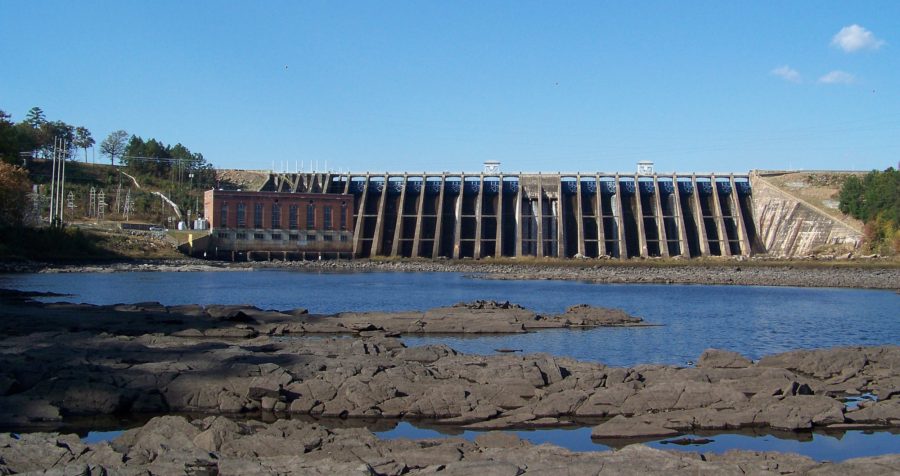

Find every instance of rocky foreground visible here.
[1,290,899,474]
[4,415,900,475]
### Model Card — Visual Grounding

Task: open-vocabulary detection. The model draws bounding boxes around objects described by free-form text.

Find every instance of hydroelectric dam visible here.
[202,164,862,260]
[253,169,765,260]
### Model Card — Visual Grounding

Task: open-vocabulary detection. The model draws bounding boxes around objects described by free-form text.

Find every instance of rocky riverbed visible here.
[5,257,899,290]
[1,289,899,473]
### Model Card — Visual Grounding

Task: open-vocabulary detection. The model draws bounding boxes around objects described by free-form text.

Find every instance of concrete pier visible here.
[260,172,754,259]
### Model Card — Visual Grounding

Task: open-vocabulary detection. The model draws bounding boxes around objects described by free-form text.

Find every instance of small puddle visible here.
[841,393,877,410]
[82,430,125,444]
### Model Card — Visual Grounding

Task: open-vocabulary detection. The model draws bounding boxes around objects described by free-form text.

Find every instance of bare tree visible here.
[100,130,128,166]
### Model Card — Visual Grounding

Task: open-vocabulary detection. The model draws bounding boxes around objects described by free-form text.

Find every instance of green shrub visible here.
[839,168,900,254]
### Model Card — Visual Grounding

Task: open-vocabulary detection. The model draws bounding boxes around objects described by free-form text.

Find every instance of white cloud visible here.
[831,24,885,52]
[771,65,802,83]
[818,70,856,84]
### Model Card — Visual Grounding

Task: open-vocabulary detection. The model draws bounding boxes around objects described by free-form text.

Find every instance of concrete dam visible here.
[254,171,772,259]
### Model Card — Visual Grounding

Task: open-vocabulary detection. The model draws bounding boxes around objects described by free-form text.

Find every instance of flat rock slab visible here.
[0,291,651,337]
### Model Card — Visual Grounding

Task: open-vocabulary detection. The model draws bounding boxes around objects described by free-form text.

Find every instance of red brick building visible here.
[204,190,353,259]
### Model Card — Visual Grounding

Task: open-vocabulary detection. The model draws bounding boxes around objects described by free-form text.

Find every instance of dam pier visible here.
[257,170,757,260]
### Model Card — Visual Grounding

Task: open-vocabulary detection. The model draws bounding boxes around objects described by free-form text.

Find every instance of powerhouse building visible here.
[204,190,354,259]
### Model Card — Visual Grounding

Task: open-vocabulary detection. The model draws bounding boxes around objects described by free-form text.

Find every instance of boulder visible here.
[474,432,531,448]
[396,345,456,363]
[114,415,206,466]
[0,396,61,425]
[576,385,637,417]
[845,397,900,424]
[696,349,752,369]
[58,381,129,415]
[754,395,845,430]
[203,327,259,338]
[527,389,588,417]
[591,415,680,439]
[551,304,645,326]
[757,347,869,380]
[0,432,82,474]
[451,301,525,310]
[205,305,260,321]
[193,416,247,452]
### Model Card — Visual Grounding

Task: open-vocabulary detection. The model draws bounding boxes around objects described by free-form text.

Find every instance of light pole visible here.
[188,172,195,229]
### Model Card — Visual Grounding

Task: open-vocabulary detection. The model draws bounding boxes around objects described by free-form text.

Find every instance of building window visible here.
[220,203,228,228]
[236,232,247,240]
[271,203,281,229]
[323,234,333,242]
[237,203,246,228]
[289,234,298,241]
[217,232,229,239]
[340,235,348,242]
[254,203,263,228]
[254,233,265,240]
[307,234,317,241]
[289,204,298,230]
[340,202,348,230]
[324,205,333,230]
[271,233,282,240]
[306,202,315,229]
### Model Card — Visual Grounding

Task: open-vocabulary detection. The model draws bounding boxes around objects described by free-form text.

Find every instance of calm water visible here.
[4,269,898,458]
[2,270,897,366]
[75,421,900,462]
[375,423,900,462]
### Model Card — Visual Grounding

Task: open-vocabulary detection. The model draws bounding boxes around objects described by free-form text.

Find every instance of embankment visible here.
[5,257,899,289]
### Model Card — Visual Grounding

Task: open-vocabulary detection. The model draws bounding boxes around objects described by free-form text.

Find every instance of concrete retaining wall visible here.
[750,173,862,257]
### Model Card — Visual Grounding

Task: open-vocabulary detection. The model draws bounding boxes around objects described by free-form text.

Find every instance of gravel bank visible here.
[3,257,898,290]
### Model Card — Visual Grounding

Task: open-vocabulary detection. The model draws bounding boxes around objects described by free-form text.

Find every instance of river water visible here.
[3,270,897,366]
[2,270,899,460]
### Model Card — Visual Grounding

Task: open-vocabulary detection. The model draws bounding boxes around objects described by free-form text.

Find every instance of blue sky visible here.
[2,1,897,173]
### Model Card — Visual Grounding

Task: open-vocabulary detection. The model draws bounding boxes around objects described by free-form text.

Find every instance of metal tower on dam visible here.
[259,170,757,260]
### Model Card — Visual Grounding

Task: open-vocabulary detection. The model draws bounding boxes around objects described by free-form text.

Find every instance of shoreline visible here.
[2,257,899,290]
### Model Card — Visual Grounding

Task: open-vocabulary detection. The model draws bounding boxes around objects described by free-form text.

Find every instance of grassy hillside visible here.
[25,159,202,226]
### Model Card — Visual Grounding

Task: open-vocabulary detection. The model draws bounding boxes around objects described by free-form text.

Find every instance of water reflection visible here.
[37,413,900,461]
[375,422,900,462]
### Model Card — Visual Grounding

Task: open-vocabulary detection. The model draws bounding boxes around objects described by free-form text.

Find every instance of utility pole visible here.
[48,137,68,227]
[59,139,67,225]
[49,138,58,225]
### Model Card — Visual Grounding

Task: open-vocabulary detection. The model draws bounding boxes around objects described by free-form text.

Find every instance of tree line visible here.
[838,167,900,254]
[0,107,95,164]
[1,105,214,183]
[0,106,217,229]
[123,136,214,189]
